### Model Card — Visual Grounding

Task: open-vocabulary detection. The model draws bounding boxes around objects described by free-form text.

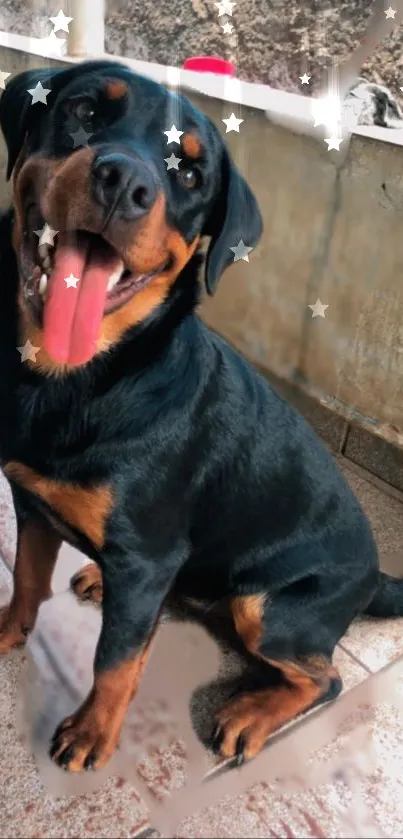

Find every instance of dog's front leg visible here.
[49,546,180,772]
[0,507,61,652]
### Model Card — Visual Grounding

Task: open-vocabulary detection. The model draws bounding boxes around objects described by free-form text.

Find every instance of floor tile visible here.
[345,423,403,493]
[178,659,403,838]
[340,461,403,567]
[333,646,369,691]
[340,615,403,673]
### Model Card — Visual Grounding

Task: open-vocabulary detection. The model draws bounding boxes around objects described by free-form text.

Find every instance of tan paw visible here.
[70,563,103,604]
[49,702,118,772]
[0,605,30,653]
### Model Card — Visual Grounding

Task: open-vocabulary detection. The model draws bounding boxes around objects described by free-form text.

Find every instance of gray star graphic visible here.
[27,82,51,105]
[69,126,93,149]
[17,339,41,363]
[164,153,182,171]
[308,298,329,318]
[34,223,59,247]
[230,239,253,262]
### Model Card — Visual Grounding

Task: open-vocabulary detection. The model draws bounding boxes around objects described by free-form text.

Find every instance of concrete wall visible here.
[1,43,403,444]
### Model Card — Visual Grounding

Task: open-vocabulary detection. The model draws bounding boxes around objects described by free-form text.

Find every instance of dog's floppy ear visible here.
[0,67,63,180]
[203,143,263,295]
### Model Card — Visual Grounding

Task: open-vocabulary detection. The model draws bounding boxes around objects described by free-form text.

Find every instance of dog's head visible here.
[0,60,262,371]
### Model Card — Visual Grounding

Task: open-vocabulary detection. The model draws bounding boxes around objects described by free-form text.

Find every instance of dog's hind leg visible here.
[70,563,103,604]
[212,588,343,763]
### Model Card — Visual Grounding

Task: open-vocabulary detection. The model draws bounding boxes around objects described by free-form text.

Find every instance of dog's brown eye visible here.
[177,167,198,189]
[72,100,96,123]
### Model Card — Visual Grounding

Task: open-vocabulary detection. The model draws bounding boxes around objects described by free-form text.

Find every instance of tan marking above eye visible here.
[104,79,129,100]
[181,133,203,159]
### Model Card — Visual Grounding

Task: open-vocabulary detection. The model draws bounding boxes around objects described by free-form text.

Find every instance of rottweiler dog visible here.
[0,60,402,773]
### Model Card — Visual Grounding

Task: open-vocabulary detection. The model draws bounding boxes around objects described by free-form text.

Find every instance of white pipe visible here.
[65,0,105,58]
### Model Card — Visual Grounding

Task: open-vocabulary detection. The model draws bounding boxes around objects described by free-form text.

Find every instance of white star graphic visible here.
[69,126,93,148]
[64,273,80,289]
[324,136,343,151]
[311,94,341,130]
[164,153,182,170]
[215,0,236,17]
[41,30,66,55]
[309,299,329,318]
[27,81,51,105]
[18,339,40,363]
[49,9,73,33]
[384,6,396,19]
[34,223,59,247]
[222,113,243,133]
[230,240,253,262]
[222,22,234,34]
[0,70,11,90]
[164,125,184,145]
[299,73,311,85]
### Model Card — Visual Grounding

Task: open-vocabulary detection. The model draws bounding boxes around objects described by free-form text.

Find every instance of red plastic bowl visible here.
[183,56,236,76]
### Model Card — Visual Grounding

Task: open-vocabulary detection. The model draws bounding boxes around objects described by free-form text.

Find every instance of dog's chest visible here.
[3,457,113,551]
[2,384,114,551]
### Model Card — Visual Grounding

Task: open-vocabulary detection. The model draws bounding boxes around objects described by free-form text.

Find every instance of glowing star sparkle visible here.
[34,224,59,247]
[222,113,243,133]
[164,153,182,170]
[309,299,329,318]
[164,125,184,145]
[0,70,11,90]
[230,240,253,262]
[64,274,80,289]
[18,340,40,363]
[215,0,236,16]
[222,22,234,33]
[299,73,311,85]
[384,6,396,19]
[324,136,343,151]
[49,9,73,32]
[311,93,341,131]
[27,82,51,105]
[41,30,66,55]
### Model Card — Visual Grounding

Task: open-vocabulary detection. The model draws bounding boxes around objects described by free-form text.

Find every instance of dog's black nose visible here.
[91,152,158,220]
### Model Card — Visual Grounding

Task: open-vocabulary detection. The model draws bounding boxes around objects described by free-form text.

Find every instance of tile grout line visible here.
[338,639,373,676]
[337,453,403,505]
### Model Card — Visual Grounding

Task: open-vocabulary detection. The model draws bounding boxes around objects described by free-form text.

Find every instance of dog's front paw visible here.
[0,605,29,653]
[50,699,118,772]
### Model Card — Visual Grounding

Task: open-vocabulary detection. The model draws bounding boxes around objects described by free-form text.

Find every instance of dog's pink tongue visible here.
[42,235,116,366]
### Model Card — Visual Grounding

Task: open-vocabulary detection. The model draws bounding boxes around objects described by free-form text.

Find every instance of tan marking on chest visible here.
[4,462,113,549]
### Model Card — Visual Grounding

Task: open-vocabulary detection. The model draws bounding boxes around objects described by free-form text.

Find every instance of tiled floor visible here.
[1,459,403,838]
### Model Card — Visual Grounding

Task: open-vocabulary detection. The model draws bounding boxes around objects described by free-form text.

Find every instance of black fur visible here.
[0,61,402,767]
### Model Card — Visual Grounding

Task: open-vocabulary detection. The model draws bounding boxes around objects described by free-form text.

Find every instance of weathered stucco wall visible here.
[1,45,403,441]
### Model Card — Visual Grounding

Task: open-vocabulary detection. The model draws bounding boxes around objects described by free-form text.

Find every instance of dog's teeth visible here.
[39,273,48,296]
[107,262,125,292]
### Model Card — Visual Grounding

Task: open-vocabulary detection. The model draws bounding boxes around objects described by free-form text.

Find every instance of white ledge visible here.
[1,29,403,149]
